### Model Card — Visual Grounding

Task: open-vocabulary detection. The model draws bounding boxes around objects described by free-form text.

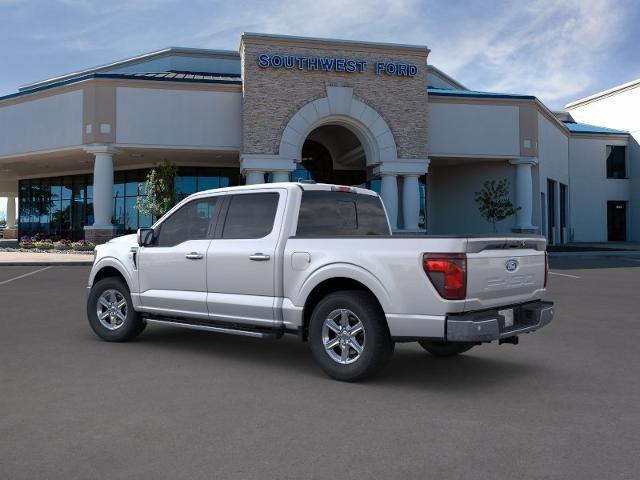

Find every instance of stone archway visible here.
[278,86,398,166]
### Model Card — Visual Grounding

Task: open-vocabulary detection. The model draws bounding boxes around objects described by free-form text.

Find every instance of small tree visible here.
[136,160,178,218]
[474,179,519,232]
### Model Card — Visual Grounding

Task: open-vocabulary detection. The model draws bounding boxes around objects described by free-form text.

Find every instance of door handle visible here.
[185,252,204,260]
[249,253,271,261]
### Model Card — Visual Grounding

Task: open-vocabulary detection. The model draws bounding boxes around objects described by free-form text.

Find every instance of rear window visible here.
[296,191,390,236]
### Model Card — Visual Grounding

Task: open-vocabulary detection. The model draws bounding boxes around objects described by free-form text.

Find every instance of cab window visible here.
[221,192,279,239]
[155,197,219,247]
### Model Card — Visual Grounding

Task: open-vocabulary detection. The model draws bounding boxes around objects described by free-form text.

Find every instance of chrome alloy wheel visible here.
[96,289,128,331]
[322,309,366,365]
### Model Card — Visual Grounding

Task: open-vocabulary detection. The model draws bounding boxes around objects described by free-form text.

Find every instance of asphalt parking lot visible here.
[1,257,639,479]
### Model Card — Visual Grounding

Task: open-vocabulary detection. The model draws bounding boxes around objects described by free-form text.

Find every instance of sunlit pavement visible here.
[0,259,638,479]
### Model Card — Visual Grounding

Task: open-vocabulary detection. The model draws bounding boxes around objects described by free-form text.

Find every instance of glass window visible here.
[176,168,198,199]
[125,171,139,197]
[50,177,62,202]
[198,176,219,191]
[86,175,93,199]
[72,176,85,201]
[156,197,220,247]
[113,197,125,231]
[222,193,279,239]
[113,171,125,199]
[61,177,73,200]
[125,197,138,231]
[296,191,390,236]
[606,146,626,179]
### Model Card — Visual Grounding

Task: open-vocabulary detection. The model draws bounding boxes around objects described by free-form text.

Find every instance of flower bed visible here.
[7,236,96,254]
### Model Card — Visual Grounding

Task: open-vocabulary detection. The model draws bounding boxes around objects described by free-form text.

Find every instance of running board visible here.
[144,318,275,338]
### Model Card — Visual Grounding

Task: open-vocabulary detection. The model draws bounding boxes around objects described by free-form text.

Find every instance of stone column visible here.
[244,170,265,185]
[510,158,537,232]
[271,171,290,183]
[402,174,421,231]
[6,195,16,229]
[84,145,118,243]
[380,174,399,230]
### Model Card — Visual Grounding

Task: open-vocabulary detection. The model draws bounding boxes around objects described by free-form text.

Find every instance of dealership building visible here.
[0,33,636,243]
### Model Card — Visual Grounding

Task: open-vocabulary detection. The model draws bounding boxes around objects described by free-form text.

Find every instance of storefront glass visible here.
[18,167,240,240]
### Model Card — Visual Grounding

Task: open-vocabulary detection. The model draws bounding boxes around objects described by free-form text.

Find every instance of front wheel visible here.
[87,277,145,342]
[418,341,474,357]
[308,290,394,382]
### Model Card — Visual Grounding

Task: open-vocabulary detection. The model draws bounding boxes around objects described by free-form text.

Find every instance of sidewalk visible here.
[548,242,640,257]
[0,251,94,266]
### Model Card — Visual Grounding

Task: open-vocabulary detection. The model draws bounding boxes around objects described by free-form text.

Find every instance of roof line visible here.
[241,32,430,54]
[427,66,467,90]
[1,72,242,103]
[19,46,240,92]
[565,77,640,109]
[427,88,536,100]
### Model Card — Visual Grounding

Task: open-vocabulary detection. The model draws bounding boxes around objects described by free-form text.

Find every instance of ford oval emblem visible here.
[505,259,519,272]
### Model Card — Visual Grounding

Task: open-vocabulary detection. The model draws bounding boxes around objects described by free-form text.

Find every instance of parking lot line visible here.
[549,271,581,279]
[0,266,52,286]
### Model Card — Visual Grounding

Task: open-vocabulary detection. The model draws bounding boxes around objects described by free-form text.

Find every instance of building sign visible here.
[257,53,418,77]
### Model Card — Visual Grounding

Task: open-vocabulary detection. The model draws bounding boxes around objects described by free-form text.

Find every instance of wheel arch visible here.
[90,257,135,294]
[297,265,391,341]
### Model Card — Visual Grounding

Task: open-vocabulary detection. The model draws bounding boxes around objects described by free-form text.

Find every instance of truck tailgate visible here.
[464,236,546,310]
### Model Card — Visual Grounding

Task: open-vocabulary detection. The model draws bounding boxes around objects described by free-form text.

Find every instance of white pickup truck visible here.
[87,182,553,381]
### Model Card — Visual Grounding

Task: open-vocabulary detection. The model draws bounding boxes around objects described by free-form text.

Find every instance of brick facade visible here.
[240,35,429,161]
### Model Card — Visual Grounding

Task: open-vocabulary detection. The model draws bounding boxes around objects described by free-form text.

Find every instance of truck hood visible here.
[107,233,137,246]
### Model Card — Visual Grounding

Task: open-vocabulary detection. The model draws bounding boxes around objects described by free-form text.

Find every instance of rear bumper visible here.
[446,301,554,342]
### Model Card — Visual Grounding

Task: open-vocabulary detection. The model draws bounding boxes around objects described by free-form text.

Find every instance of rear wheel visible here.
[87,277,145,342]
[418,341,474,357]
[308,290,394,382]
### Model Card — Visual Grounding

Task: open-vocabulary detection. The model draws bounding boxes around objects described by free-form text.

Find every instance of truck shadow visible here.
[137,327,545,389]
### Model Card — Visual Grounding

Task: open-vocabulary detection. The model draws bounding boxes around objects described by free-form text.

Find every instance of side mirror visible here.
[137,228,155,247]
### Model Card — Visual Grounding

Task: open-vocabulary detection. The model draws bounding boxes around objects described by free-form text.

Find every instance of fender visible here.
[89,256,139,308]
[293,262,393,313]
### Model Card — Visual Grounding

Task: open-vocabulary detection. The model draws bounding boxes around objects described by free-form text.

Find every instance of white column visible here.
[84,145,119,230]
[510,158,537,231]
[245,170,265,185]
[402,174,420,231]
[271,171,290,183]
[380,174,399,230]
[6,195,16,228]
[93,153,114,227]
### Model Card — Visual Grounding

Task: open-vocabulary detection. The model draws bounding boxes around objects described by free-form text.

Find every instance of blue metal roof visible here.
[0,71,242,102]
[427,87,535,100]
[562,121,628,135]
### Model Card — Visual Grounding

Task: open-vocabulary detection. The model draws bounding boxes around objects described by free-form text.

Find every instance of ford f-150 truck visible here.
[87,182,553,381]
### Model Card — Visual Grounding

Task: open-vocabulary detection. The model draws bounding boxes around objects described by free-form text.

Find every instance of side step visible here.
[144,318,278,339]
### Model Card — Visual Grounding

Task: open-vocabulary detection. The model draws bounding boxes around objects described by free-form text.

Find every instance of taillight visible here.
[423,253,467,300]
[544,251,549,288]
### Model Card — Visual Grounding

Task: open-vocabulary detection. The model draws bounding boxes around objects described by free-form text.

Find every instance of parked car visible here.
[86,182,553,381]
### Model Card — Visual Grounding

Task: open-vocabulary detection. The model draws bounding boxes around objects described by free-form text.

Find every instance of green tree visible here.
[136,161,178,218]
[474,179,519,232]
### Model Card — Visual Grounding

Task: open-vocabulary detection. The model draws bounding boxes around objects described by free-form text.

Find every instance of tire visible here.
[418,341,474,357]
[308,290,394,382]
[87,277,145,342]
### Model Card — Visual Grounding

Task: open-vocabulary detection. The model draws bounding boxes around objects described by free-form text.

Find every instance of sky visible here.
[1,0,640,217]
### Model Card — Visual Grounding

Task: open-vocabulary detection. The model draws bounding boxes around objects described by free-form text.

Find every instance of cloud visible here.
[425,0,628,107]
[2,0,634,108]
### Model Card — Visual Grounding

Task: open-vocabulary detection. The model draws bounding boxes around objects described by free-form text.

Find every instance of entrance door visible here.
[607,201,627,241]
[547,179,556,244]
